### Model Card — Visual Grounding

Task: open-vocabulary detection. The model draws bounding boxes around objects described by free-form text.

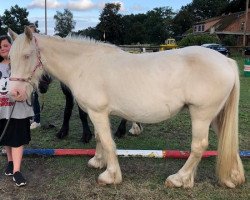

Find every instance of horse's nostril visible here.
[10,90,19,98]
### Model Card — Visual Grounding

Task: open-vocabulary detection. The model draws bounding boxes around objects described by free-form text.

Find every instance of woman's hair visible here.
[0,35,12,62]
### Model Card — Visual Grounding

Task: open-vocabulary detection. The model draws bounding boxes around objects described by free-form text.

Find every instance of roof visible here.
[215,11,244,31]
[196,11,246,32]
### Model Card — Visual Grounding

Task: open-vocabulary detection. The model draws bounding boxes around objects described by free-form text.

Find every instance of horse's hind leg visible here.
[88,110,122,185]
[78,106,92,143]
[114,118,127,138]
[114,120,143,138]
[166,112,211,188]
[129,122,143,135]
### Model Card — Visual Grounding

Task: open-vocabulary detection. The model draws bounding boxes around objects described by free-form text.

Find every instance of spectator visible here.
[0,35,34,186]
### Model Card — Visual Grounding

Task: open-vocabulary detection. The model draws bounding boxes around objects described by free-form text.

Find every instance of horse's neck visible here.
[37,36,120,85]
[38,36,85,83]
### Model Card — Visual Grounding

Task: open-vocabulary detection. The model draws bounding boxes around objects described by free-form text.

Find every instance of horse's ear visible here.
[8,28,18,41]
[24,26,33,41]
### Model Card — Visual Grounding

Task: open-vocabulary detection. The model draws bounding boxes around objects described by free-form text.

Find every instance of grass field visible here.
[0,56,249,200]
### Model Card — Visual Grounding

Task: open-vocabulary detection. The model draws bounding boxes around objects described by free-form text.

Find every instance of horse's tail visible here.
[215,59,245,188]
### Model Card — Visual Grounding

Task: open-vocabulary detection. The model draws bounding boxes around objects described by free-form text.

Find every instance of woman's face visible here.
[0,39,12,59]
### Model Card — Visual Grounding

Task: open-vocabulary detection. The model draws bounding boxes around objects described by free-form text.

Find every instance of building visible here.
[193,10,250,46]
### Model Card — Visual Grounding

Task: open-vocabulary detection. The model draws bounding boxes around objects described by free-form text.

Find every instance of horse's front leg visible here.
[88,131,106,169]
[88,110,122,185]
[78,106,92,143]
[56,86,74,139]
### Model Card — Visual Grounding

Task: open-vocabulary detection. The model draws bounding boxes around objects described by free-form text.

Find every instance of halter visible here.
[9,36,43,89]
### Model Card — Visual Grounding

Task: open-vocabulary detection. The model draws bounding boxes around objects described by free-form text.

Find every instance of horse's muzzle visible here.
[9,88,28,102]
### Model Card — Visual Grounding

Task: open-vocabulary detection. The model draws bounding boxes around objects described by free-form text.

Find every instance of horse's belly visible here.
[110,102,180,124]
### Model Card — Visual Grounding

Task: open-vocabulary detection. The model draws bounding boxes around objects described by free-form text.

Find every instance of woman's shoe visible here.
[30,122,41,129]
[5,161,13,176]
[13,171,27,187]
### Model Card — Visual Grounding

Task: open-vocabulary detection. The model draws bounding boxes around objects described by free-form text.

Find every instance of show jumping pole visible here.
[1,149,249,158]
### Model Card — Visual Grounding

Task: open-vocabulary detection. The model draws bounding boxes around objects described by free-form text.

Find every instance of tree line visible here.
[0,0,246,45]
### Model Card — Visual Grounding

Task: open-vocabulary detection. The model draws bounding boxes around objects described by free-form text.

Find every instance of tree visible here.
[192,0,230,21]
[172,5,195,39]
[75,27,99,39]
[221,0,248,14]
[97,3,123,44]
[54,9,76,37]
[144,7,175,44]
[122,14,147,44]
[0,16,4,35]
[0,5,30,34]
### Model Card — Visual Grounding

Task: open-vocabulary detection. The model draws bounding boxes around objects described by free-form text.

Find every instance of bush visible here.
[221,35,237,46]
[178,34,220,47]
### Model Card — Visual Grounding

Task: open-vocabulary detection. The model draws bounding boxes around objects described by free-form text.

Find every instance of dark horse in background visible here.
[39,75,142,143]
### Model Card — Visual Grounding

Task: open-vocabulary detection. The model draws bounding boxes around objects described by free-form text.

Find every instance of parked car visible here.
[201,43,230,56]
[245,47,250,55]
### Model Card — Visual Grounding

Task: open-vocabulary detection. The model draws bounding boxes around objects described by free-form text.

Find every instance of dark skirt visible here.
[0,118,31,147]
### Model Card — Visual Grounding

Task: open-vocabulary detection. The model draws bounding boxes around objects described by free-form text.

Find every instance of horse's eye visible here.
[24,54,30,59]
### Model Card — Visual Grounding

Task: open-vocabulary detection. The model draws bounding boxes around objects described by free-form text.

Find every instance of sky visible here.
[0,0,192,35]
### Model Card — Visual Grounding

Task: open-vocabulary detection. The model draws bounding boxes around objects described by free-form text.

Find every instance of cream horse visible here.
[8,27,245,188]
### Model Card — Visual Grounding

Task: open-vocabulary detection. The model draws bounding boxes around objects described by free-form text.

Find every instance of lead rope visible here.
[0,101,17,143]
[0,92,45,145]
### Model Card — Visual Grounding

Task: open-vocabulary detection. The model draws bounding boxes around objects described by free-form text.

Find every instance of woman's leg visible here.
[4,146,13,175]
[11,146,27,186]
[11,146,24,173]
[5,146,13,162]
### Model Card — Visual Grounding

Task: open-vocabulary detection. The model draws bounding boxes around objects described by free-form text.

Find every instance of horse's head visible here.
[8,27,44,101]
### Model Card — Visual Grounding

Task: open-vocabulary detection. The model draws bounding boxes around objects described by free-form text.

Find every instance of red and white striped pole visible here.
[2,149,249,158]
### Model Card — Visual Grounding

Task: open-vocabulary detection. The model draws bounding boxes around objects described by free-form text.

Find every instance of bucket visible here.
[244,48,250,77]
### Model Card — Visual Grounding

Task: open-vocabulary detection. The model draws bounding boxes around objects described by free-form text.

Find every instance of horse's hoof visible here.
[165,179,176,188]
[88,157,105,169]
[165,174,194,188]
[165,174,183,188]
[114,131,125,138]
[56,131,68,139]
[97,170,122,185]
[219,180,236,188]
[56,134,67,139]
[81,133,92,143]
[97,179,107,186]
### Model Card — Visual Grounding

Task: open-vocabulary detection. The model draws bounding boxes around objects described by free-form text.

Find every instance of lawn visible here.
[0,56,249,200]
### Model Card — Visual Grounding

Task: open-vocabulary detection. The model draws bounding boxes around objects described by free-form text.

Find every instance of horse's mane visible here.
[40,34,121,52]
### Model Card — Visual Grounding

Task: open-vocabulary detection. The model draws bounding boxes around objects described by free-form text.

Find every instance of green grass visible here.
[0,56,249,199]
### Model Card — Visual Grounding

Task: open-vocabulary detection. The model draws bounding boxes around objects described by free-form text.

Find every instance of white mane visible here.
[48,34,121,51]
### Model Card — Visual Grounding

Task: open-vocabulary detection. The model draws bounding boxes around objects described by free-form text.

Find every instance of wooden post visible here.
[243,0,249,47]
[45,0,47,35]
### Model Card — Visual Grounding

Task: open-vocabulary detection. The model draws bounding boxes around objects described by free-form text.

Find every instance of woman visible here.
[0,35,34,187]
